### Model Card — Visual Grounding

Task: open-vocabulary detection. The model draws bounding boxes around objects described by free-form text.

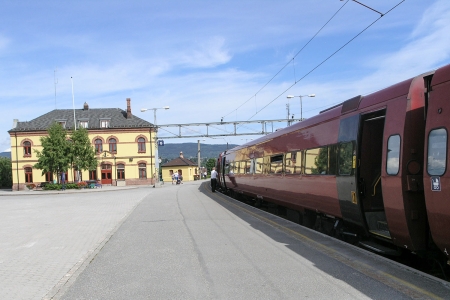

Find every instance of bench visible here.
[86,180,102,189]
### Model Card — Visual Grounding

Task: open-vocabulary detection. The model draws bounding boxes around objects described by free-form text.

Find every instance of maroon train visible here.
[216,63,450,265]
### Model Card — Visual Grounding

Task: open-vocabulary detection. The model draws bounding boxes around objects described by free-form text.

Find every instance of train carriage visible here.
[218,65,450,261]
[424,64,450,262]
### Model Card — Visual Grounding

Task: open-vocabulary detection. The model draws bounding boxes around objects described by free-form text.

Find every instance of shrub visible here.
[66,183,78,190]
[43,183,61,190]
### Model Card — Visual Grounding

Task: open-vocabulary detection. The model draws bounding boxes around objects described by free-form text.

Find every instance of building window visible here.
[109,138,117,153]
[117,164,125,180]
[95,139,103,153]
[139,163,147,179]
[100,119,110,128]
[23,141,31,157]
[138,137,146,153]
[89,170,97,180]
[24,167,33,183]
[45,172,53,182]
[79,121,88,128]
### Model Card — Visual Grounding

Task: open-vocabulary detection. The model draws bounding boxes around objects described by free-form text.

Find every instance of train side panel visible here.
[424,64,450,259]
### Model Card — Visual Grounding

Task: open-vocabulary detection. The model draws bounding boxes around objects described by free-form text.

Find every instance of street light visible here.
[198,139,205,180]
[286,94,315,121]
[141,106,170,187]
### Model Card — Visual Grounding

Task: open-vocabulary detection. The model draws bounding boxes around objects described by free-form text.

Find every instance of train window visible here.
[249,159,256,174]
[255,158,264,174]
[225,161,230,174]
[427,128,447,176]
[305,147,328,175]
[328,145,338,175]
[285,151,302,174]
[244,160,251,174]
[269,155,283,174]
[387,135,401,175]
[339,142,353,175]
[229,162,235,174]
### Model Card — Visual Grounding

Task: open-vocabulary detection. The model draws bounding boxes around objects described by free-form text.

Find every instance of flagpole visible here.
[71,76,76,130]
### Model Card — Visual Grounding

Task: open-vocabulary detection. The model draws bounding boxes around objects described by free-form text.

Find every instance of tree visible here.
[206,158,216,173]
[0,157,12,188]
[69,127,97,176]
[34,122,71,178]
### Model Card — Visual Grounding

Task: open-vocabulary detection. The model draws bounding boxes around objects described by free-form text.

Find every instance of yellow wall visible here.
[161,165,199,183]
[9,127,156,190]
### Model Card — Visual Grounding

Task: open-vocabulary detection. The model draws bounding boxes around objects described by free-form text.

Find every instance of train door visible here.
[221,155,228,190]
[357,110,389,239]
[337,114,365,229]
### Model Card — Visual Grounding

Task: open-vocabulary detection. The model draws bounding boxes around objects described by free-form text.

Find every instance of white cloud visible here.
[177,36,231,68]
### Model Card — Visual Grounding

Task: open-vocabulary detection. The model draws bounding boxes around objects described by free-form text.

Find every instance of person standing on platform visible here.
[210,167,218,192]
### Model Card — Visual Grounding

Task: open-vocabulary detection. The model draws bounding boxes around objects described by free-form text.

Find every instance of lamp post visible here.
[141,106,170,186]
[198,139,205,180]
[286,94,315,121]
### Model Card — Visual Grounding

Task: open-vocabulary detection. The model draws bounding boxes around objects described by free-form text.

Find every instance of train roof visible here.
[226,74,424,155]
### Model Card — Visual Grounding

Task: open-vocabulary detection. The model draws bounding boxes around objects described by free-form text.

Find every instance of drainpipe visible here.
[14,132,19,191]
[149,128,153,185]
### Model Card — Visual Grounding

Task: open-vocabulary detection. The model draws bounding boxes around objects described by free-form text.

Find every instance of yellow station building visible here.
[8,99,157,191]
[161,152,199,183]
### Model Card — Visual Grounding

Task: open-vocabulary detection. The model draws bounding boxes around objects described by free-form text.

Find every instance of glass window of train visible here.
[245,160,251,174]
[263,156,270,174]
[270,154,283,174]
[305,147,328,174]
[225,161,230,174]
[328,144,338,175]
[285,151,303,174]
[427,128,447,176]
[229,162,235,174]
[249,159,256,174]
[387,135,401,175]
[255,157,264,174]
[339,142,353,175]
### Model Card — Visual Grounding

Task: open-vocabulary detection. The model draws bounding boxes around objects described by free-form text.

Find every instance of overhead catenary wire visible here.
[240,0,405,125]
[222,0,350,120]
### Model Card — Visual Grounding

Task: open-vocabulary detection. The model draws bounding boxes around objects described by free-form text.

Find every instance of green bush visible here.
[43,182,83,190]
[43,183,61,190]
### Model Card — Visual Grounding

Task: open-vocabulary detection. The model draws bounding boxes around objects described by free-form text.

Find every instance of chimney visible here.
[12,119,18,129]
[126,98,132,119]
[83,102,89,110]
[179,151,184,158]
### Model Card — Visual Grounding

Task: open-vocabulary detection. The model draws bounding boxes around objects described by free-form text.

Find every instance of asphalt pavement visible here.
[1,180,449,299]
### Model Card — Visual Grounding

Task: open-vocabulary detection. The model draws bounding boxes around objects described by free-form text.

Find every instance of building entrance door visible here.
[101,164,112,184]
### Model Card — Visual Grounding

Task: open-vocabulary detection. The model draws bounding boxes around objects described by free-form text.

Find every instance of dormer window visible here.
[56,120,67,128]
[78,120,89,128]
[100,119,110,128]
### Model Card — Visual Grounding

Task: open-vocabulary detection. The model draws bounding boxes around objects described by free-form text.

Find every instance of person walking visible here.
[61,171,66,191]
[210,167,218,192]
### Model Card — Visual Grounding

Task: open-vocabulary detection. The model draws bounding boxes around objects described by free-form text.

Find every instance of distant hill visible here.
[158,143,238,160]
[0,152,11,159]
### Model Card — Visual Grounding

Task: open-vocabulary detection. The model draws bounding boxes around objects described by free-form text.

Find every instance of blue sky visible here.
[1,0,450,151]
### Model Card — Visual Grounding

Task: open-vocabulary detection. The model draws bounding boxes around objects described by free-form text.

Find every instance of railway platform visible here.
[1,181,449,299]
